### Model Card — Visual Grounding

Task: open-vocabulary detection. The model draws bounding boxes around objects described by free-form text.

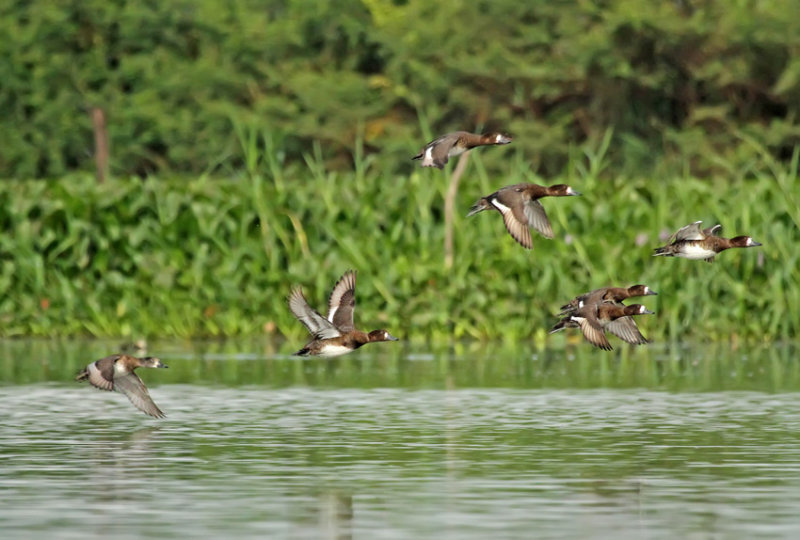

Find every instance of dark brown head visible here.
[622,304,654,316]
[627,284,657,297]
[547,184,581,197]
[368,329,399,342]
[729,236,761,248]
[481,132,513,145]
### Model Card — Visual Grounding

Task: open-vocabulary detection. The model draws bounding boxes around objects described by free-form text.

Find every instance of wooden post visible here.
[90,107,109,183]
[444,151,470,269]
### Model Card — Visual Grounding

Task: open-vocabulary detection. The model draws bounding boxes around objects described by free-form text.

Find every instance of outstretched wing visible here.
[288,288,341,339]
[500,207,533,249]
[487,191,532,248]
[605,317,648,345]
[523,199,554,239]
[327,270,357,332]
[577,317,613,350]
[113,372,165,418]
[672,221,705,242]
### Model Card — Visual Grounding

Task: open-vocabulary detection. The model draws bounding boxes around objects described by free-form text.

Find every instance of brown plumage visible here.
[288,270,398,357]
[412,131,512,169]
[549,304,653,351]
[467,183,581,249]
[76,355,168,418]
[557,285,657,316]
[654,221,761,262]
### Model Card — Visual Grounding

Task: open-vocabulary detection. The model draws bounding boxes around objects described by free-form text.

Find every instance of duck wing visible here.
[428,138,455,168]
[82,356,118,391]
[577,316,613,350]
[414,133,459,168]
[500,207,533,248]
[113,371,165,418]
[672,221,705,242]
[490,189,533,249]
[327,270,357,332]
[523,199,554,239]
[605,317,648,345]
[289,288,341,339]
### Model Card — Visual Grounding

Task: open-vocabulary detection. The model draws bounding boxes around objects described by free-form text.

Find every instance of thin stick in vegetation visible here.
[90,107,109,184]
[444,151,470,269]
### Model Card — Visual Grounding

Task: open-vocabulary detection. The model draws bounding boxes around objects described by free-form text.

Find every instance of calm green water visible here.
[2,340,800,539]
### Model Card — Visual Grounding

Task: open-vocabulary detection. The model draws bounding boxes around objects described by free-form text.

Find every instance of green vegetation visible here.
[2,1,800,178]
[1,2,798,343]
[0,132,796,342]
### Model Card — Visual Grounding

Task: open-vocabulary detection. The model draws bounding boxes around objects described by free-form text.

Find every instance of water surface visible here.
[1,341,799,539]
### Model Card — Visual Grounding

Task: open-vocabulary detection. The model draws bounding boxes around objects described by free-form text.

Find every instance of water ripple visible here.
[2,385,800,538]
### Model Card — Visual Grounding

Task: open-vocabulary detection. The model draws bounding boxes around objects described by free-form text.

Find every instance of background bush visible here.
[2,0,800,178]
[0,1,797,343]
[0,138,796,343]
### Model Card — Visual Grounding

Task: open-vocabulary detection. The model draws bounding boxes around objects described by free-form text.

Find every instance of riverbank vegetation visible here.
[1,1,798,343]
[0,133,796,343]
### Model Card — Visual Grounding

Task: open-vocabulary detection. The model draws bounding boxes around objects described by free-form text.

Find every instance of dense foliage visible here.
[0,136,796,342]
[2,0,800,178]
[1,2,797,342]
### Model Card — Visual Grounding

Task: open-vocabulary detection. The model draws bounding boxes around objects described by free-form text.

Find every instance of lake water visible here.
[1,340,800,539]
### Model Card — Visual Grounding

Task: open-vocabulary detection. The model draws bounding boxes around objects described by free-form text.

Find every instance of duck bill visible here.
[567,187,581,196]
[386,333,399,341]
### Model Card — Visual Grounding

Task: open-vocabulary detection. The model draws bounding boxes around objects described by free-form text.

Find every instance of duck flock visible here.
[76,131,762,417]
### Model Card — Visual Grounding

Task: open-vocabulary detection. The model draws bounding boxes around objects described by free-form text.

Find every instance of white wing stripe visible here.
[491,199,511,214]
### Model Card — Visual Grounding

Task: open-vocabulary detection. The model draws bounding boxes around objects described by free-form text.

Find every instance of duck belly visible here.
[316,344,355,357]
[679,243,717,260]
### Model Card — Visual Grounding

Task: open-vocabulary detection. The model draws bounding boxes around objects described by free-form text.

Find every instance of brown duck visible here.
[653,221,761,262]
[549,303,653,351]
[467,183,581,249]
[557,285,657,316]
[76,355,168,418]
[412,131,512,169]
[288,270,398,357]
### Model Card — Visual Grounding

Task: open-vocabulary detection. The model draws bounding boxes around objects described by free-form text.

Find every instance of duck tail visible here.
[466,198,491,217]
[652,246,671,257]
[75,368,89,382]
[556,302,576,316]
[411,152,422,161]
[294,347,311,357]
[548,319,569,334]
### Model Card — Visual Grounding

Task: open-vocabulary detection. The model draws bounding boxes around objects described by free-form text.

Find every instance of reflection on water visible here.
[2,339,800,392]
[1,341,800,538]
